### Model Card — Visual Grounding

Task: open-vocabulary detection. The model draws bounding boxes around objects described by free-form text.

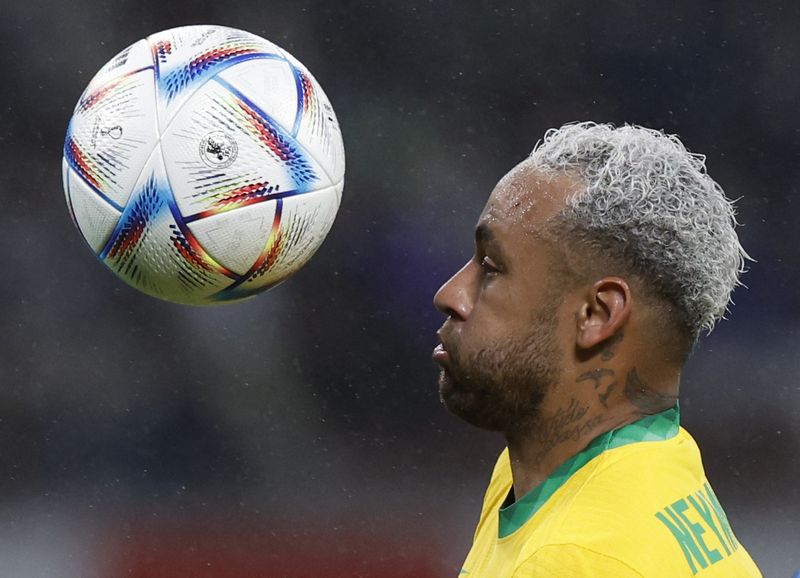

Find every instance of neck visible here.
[505,364,679,500]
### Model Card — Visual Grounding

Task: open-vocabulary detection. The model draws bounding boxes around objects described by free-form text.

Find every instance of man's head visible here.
[433,122,747,435]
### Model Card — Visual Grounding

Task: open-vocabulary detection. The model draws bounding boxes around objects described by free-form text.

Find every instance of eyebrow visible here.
[475,223,507,260]
[475,223,494,243]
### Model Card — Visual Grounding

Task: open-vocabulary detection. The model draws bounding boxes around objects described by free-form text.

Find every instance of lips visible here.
[433,327,453,365]
[432,342,450,364]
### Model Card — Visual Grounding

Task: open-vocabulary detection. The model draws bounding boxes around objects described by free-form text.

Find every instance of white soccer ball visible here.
[63,25,345,305]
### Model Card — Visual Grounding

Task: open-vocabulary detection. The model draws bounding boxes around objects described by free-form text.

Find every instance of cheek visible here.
[468,282,562,342]
[474,280,526,321]
[461,298,521,346]
[474,277,512,310]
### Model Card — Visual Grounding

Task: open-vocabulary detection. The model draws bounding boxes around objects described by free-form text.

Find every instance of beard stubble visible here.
[439,304,562,435]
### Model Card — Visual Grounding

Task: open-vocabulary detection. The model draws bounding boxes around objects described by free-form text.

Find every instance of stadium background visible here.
[1,0,798,576]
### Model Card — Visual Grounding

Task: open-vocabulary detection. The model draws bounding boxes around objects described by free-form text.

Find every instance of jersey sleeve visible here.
[512,543,645,578]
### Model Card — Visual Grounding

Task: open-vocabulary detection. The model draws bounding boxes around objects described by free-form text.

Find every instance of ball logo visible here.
[90,116,124,148]
[200,131,238,168]
[100,125,123,139]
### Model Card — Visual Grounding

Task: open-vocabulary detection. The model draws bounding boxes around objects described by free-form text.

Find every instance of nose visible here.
[434,261,475,321]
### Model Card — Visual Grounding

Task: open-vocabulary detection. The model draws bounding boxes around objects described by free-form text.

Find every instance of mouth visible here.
[432,342,450,365]
[433,327,453,365]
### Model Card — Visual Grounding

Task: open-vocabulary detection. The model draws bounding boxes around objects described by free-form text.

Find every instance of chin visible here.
[438,369,505,432]
[437,369,455,399]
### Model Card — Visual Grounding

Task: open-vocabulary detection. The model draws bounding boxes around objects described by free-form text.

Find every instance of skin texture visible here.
[433,160,681,499]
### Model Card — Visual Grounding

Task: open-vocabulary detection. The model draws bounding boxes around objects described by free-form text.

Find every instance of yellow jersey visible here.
[460,406,762,577]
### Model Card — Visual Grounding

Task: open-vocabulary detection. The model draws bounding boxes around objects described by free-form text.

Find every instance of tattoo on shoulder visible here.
[623,368,678,414]
[576,368,617,408]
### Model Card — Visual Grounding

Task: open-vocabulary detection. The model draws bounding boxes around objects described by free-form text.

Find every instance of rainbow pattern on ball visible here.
[62,25,345,305]
[154,31,285,103]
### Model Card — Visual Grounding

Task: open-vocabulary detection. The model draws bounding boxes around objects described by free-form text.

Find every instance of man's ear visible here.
[575,277,631,351]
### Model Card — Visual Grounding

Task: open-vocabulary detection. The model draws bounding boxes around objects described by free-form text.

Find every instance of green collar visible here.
[498,405,680,539]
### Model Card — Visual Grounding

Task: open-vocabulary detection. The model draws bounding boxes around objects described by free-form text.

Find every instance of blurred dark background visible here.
[1,0,798,576]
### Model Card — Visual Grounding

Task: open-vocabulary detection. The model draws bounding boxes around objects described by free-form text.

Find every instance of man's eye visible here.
[480,256,500,274]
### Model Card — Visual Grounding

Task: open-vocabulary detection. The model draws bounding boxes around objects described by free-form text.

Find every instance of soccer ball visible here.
[62,25,345,305]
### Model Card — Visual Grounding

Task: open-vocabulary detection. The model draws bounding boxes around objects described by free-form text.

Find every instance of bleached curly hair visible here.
[529,122,748,340]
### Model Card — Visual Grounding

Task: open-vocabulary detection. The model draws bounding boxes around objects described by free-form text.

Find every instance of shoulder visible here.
[582,426,703,491]
[512,543,644,578]
[552,426,703,516]
[558,426,704,527]
[536,428,712,573]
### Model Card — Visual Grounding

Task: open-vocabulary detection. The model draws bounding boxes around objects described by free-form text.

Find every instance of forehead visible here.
[478,161,582,232]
